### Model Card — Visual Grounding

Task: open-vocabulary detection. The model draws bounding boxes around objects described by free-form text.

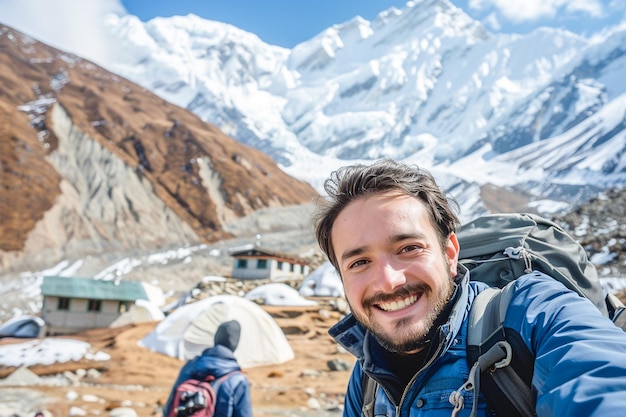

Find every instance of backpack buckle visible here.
[503,246,523,259]
[490,341,513,371]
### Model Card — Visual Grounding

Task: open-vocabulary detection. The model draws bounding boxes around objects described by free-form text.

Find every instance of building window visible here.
[257,259,268,269]
[300,265,305,273]
[277,261,283,270]
[87,299,102,312]
[290,263,295,272]
[237,259,248,269]
[57,297,70,311]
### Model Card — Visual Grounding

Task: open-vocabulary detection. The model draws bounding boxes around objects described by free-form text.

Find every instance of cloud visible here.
[0,0,126,65]
[468,0,604,22]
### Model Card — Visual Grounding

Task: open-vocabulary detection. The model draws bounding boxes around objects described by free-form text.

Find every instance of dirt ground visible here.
[0,305,356,417]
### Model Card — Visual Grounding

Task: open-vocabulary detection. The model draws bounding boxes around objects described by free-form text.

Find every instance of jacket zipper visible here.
[393,333,446,417]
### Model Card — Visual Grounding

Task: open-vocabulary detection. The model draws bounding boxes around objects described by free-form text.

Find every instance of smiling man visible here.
[313,158,626,417]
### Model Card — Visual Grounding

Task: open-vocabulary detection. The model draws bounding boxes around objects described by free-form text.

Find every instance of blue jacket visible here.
[163,345,253,417]
[330,270,626,416]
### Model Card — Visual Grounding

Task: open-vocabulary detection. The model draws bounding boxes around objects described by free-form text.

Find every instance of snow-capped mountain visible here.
[83,0,625,213]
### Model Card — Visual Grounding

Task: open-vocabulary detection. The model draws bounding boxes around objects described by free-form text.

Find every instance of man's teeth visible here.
[378,295,418,312]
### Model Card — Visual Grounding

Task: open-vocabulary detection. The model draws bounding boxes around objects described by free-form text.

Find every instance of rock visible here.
[327,359,351,371]
[307,398,321,410]
[68,407,87,416]
[108,407,138,417]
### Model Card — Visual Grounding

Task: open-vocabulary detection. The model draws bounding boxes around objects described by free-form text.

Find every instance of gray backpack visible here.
[361,213,626,417]
[456,213,626,416]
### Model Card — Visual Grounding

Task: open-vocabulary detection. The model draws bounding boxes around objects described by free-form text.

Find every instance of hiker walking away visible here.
[162,320,252,417]
[313,158,626,417]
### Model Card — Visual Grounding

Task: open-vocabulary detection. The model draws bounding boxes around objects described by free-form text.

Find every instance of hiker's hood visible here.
[193,344,242,377]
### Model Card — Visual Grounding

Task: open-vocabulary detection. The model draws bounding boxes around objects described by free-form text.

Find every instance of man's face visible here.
[331,191,459,353]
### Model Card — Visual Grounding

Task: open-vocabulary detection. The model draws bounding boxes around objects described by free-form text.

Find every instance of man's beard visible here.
[351,274,455,353]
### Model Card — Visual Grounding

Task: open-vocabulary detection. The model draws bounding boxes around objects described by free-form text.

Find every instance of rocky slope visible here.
[554,186,626,278]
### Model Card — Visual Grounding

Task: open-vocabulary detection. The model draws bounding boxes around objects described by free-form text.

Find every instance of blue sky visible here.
[119,0,626,47]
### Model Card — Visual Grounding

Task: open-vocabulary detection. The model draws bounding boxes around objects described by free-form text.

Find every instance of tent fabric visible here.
[0,315,45,338]
[139,295,294,368]
[245,283,317,306]
[299,261,344,297]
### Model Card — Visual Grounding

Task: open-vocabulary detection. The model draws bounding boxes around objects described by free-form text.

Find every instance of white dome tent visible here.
[245,283,318,306]
[0,315,45,338]
[299,261,344,298]
[139,295,294,368]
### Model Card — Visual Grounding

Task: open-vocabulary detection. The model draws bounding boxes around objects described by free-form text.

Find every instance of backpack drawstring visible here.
[503,246,533,273]
[449,358,480,416]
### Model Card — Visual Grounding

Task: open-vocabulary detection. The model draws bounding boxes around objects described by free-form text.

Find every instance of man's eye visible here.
[400,244,422,254]
[349,259,368,269]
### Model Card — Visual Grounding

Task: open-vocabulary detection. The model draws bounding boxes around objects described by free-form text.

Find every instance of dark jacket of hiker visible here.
[163,320,252,417]
[330,269,626,416]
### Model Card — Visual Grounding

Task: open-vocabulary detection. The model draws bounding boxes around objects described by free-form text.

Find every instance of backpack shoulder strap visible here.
[459,283,535,417]
[361,372,377,417]
[467,285,512,346]
[212,370,243,394]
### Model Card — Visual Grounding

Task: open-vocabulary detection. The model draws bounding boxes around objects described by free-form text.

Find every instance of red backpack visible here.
[169,372,239,417]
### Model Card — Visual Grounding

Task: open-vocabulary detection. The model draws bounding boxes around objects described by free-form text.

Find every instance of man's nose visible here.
[376,261,406,292]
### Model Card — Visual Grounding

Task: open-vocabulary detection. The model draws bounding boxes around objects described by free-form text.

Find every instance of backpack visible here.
[169,371,239,417]
[360,213,626,417]
[457,213,626,417]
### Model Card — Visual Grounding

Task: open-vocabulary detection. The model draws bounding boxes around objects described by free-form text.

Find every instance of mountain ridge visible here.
[93,0,624,213]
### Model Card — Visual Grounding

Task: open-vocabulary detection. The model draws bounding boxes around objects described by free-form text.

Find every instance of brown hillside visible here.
[0,25,318,270]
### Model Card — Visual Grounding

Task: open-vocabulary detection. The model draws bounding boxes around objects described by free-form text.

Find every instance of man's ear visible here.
[445,232,460,276]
